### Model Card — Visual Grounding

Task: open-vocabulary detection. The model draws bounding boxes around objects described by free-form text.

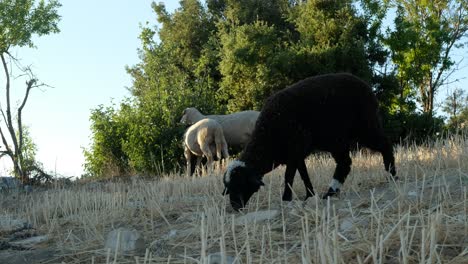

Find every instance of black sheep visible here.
[223,73,396,211]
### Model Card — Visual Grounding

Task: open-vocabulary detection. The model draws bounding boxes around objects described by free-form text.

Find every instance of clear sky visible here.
[0,0,179,176]
[0,1,467,177]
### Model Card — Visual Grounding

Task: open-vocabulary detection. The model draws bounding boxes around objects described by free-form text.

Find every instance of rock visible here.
[453,214,466,223]
[10,235,49,249]
[407,190,419,201]
[207,252,237,264]
[149,239,170,257]
[166,228,195,239]
[0,248,58,264]
[24,185,33,193]
[0,216,31,232]
[0,177,20,190]
[234,210,279,226]
[304,196,324,209]
[167,230,178,238]
[104,228,145,254]
[126,199,145,209]
[340,217,355,232]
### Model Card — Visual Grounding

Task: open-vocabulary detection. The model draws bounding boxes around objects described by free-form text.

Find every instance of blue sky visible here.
[0,0,178,176]
[0,1,467,177]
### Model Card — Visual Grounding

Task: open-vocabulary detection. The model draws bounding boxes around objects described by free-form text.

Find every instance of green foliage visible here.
[384,0,468,115]
[218,20,289,111]
[84,0,464,177]
[17,126,37,176]
[17,126,50,182]
[218,0,375,111]
[83,104,130,177]
[381,112,445,144]
[0,0,61,52]
[442,88,468,131]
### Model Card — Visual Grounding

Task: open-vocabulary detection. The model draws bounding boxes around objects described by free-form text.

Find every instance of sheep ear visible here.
[222,187,229,195]
[258,179,265,186]
[251,177,264,187]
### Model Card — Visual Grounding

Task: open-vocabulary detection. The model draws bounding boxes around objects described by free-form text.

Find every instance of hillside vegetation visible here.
[83,0,468,177]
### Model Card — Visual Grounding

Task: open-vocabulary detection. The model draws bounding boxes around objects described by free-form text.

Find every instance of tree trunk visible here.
[0,53,35,185]
[420,79,434,117]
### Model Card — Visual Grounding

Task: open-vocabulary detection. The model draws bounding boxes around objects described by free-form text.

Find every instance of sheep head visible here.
[180,107,203,125]
[223,160,264,211]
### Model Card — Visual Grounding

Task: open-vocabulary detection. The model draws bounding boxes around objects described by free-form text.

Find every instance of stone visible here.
[10,235,49,249]
[126,199,145,209]
[407,190,419,201]
[0,248,57,264]
[0,177,20,190]
[340,217,355,232]
[104,228,145,254]
[207,252,237,264]
[304,196,324,209]
[0,216,31,232]
[167,230,178,238]
[23,185,33,193]
[234,210,279,226]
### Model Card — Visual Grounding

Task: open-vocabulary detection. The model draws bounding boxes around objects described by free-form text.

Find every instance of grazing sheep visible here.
[180,107,260,148]
[223,73,397,211]
[184,118,229,176]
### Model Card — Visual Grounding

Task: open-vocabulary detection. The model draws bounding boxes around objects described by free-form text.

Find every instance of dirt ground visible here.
[1,139,467,263]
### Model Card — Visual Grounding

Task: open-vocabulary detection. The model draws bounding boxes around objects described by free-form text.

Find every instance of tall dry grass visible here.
[1,136,467,263]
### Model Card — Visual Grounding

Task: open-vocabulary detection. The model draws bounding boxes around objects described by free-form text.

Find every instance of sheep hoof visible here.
[304,194,315,201]
[322,187,340,199]
[386,174,400,182]
[282,194,293,201]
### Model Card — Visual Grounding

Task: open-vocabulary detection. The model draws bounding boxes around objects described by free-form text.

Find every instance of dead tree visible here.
[0,53,48,184]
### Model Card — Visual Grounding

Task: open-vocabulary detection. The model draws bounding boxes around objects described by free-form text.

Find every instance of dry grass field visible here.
[1,136,467,264]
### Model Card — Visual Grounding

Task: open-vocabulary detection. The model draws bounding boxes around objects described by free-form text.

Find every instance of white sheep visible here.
[180,107,260,148]
[183,118,229,176]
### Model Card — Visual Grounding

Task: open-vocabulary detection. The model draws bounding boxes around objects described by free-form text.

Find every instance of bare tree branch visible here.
[0,54,19,156]
[17,79,36,152]
[0,124,12,159]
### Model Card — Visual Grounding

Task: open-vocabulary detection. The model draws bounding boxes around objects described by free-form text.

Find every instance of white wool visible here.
[184,118,229,176]
[181,107,260,148]
[224,160,246,183]
[329,179,342,192]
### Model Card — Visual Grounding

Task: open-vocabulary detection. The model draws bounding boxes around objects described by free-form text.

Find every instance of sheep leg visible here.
[323,151,352,199]
[200,145,214,176]
[184,146,192,177]
[195,156,203,176]
[282,164,297,201]
[191,155,199,176]
[297,160,315,199]
[206,155,214,175]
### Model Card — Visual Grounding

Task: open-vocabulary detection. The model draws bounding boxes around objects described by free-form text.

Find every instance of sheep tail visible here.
[214,128,229,160]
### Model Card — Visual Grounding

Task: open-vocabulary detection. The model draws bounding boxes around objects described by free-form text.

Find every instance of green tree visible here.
[218,20,290,111]
[289,0,371,79]
[86,0,464,176]
[217,0,376,111]
[0,0,60,183]
[83,104,131,178]
[385,0,468,116]
[85,0,219,177]
[442,88,468,130]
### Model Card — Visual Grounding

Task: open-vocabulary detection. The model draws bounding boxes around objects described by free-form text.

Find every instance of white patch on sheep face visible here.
[329,179,342,192]
[224,160,246,184]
